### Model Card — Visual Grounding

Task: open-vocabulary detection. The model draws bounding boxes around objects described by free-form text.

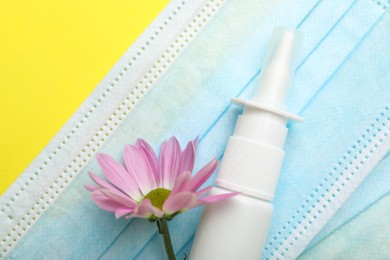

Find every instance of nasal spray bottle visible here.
[190,27,303,259]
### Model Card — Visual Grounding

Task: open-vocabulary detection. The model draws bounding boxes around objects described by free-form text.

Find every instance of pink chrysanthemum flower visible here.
[85,136,238,220]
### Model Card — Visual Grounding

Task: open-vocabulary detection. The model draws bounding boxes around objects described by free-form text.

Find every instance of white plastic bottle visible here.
[190,27,304,260]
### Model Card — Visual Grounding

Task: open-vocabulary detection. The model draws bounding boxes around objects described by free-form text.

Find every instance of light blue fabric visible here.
[7,0,389,259]
[303,154,390,256]
[299,190,390,259]
[265,1,390,257]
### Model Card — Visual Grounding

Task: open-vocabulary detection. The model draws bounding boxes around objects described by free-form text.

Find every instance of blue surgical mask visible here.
[1,0,389,259]
[299,190,390,259]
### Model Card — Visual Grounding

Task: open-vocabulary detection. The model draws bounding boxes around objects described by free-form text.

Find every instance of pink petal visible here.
[91,190,124,212]
[136,139,160,186]
[193,136,199,148]
[195,186,212,197]
[96,154,142,200]
[130,199,164,219]
[89,172,117,191]
[179,141,195,174]
[171,171,192,195]
[84,184,99,192]
[159,136,182,189]
[199,192,240,204]
[124,144,156,194]
[115,208,135,219]
[163,192,197,214]
[100,189,137,208]
[88,172,137,205]
[187,158,218,192]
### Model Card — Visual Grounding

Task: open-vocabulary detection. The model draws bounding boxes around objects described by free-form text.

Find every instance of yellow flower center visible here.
[144,188,171,210]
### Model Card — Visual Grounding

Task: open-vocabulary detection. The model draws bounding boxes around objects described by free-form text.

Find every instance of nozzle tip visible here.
[253,27,303,109]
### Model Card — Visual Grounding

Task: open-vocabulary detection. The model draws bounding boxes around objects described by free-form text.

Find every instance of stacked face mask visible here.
[1,0,389,259]
[299,192,390,259]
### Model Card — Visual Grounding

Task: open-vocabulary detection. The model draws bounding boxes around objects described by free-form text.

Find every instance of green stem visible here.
[157,219,176,260]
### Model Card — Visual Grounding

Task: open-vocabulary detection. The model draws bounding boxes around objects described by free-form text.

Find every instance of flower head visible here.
[85,136,238,220]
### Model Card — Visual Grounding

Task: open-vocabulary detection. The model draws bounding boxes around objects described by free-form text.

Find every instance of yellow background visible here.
[0,1,169,195]
[0,2,386,257]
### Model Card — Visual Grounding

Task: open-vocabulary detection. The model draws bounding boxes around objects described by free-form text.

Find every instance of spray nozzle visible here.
[253,27,303,108]
[233,26,304,122]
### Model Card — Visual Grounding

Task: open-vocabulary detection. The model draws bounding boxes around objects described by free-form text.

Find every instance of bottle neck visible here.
[234,107,288,148]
